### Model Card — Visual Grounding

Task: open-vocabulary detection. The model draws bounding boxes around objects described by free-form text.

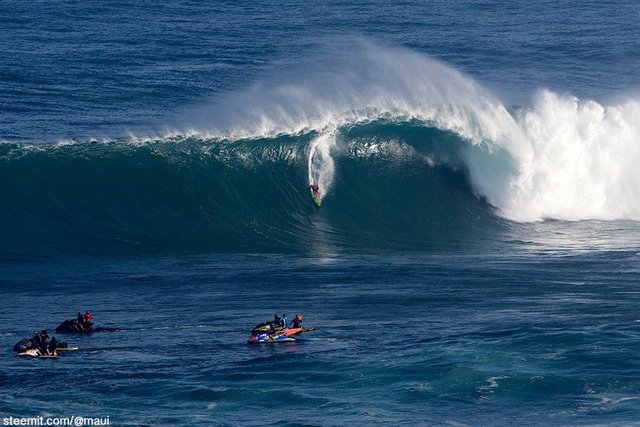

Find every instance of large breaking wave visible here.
[177,40,640,222]
[0,126,502,255]
[2,41,640,254]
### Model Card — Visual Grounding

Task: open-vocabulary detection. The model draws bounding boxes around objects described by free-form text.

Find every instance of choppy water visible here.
[2,0,640,425]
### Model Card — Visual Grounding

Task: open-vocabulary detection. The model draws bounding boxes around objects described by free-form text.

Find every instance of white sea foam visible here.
[504,91,640,221]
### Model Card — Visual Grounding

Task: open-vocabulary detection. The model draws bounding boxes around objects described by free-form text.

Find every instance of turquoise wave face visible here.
[0,122,505,255]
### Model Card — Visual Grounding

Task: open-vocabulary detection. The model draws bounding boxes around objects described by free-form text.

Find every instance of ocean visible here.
[2,1,640,425]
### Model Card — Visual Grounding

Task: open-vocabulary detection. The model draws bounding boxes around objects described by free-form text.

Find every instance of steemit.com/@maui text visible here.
[2,416,110,426]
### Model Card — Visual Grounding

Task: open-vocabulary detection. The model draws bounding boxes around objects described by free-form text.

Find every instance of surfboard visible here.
[56,347,79,352]
[312,191,321,207]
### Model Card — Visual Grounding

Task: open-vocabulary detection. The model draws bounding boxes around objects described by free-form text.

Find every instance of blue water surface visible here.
[1,252,640,426]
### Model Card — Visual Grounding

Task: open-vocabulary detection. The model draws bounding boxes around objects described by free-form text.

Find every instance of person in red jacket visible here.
[84,311,94,325]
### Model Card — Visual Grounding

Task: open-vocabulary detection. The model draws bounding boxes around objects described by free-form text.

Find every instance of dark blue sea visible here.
[2,1,640,425]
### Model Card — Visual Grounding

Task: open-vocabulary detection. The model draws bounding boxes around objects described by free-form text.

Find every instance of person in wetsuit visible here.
[84,311,94,325]
[75,312,87,332]
[31,331,42,351]
[47,336,58,356]
[291,314,303,328]
[82,311,95,333]
[273,315,282,329]
[35,330,49,355]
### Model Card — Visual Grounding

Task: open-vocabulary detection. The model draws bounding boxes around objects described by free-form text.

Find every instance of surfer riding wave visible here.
[309,183,321,207]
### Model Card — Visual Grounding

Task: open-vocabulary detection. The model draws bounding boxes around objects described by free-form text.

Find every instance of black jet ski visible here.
[55,317,119,334]
[55,319,95,334]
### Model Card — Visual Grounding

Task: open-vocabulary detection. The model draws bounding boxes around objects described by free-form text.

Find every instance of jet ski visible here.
[55,315,119,334]
[55,319,95,334]
[13,337,75,353]
[247,324,316,343]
